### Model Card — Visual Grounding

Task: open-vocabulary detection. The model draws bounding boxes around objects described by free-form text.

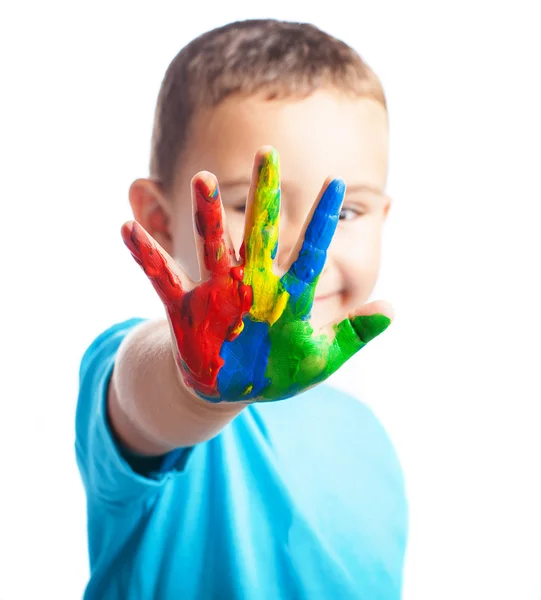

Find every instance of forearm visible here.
[108,319,245,455]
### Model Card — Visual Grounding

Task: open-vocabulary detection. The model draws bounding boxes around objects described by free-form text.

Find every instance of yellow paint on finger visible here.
[243,149,288,325]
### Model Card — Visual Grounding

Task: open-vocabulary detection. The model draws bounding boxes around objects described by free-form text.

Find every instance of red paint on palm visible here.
[121,178,252,398]
[169,274,252,396]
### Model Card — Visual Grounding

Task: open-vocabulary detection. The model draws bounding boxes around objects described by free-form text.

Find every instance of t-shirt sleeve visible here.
[75,318,192,505]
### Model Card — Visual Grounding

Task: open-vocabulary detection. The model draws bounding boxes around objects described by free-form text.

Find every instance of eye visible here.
[231,204,364,219]
[339,207,364,221]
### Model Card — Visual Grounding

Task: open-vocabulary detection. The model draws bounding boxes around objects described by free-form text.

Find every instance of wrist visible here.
[167,324,249,418]
[152,343,246,446]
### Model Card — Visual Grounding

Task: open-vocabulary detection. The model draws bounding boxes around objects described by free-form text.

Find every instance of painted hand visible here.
[122,147,392,403]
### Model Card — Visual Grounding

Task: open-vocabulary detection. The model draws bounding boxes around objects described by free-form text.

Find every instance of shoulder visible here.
[254,382,396,454]
[77,318,147,437]
[290,383,382,426]
[301,384,406,489]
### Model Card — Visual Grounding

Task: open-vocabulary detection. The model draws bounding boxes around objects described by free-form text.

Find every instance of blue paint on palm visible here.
[217,319,271,401]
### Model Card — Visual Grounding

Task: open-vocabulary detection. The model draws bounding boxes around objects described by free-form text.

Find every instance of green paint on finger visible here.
[350,313,391,344]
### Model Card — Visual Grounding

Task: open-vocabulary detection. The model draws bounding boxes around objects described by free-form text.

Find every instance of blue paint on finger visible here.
[288,179,345,284]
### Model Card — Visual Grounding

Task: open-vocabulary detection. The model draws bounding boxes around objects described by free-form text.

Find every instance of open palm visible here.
[122,147,391,403]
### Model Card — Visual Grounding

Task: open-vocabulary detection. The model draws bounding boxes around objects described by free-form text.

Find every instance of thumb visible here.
[348,300,394,344]
[317,300,393,377]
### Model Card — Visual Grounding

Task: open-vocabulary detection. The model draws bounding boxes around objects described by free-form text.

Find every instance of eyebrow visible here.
[346,184,385,196]
[219,178,385,196]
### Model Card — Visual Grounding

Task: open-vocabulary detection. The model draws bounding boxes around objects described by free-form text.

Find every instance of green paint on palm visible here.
[263,304,391,400]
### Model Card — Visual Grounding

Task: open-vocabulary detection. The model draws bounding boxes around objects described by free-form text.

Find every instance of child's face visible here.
[169,90,390,330]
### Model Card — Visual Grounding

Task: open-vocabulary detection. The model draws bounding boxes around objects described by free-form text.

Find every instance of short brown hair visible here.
[150,19,386,193]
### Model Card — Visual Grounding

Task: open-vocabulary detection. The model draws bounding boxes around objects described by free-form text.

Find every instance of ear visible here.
[129,178,173,253]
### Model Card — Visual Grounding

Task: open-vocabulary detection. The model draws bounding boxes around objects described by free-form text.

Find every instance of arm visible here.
[108,318,245,455]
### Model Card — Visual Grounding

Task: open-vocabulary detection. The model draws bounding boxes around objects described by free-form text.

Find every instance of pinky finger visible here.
[121,220,191,306]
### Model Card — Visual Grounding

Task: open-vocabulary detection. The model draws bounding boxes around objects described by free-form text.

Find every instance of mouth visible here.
[314,291,340,302]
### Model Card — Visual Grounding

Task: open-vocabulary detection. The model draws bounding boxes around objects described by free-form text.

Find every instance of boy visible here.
[76,18,407,600]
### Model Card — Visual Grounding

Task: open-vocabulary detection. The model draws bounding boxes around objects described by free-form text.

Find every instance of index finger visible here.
[285,178,345,287]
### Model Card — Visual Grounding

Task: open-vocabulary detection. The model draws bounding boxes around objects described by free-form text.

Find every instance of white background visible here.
[1,1,540,598]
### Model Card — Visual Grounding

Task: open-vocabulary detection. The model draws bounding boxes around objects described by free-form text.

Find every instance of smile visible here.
[314,292,340,302]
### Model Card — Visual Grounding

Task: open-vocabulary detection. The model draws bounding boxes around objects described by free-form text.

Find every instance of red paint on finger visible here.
[194,176,231,275]
[122,221,184,305]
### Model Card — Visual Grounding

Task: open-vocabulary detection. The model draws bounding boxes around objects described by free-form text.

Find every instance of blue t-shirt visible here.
[76,319,408,599]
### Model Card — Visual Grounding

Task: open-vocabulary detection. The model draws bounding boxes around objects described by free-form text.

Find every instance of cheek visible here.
[333,222,383,289]
[343,254,379,286]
